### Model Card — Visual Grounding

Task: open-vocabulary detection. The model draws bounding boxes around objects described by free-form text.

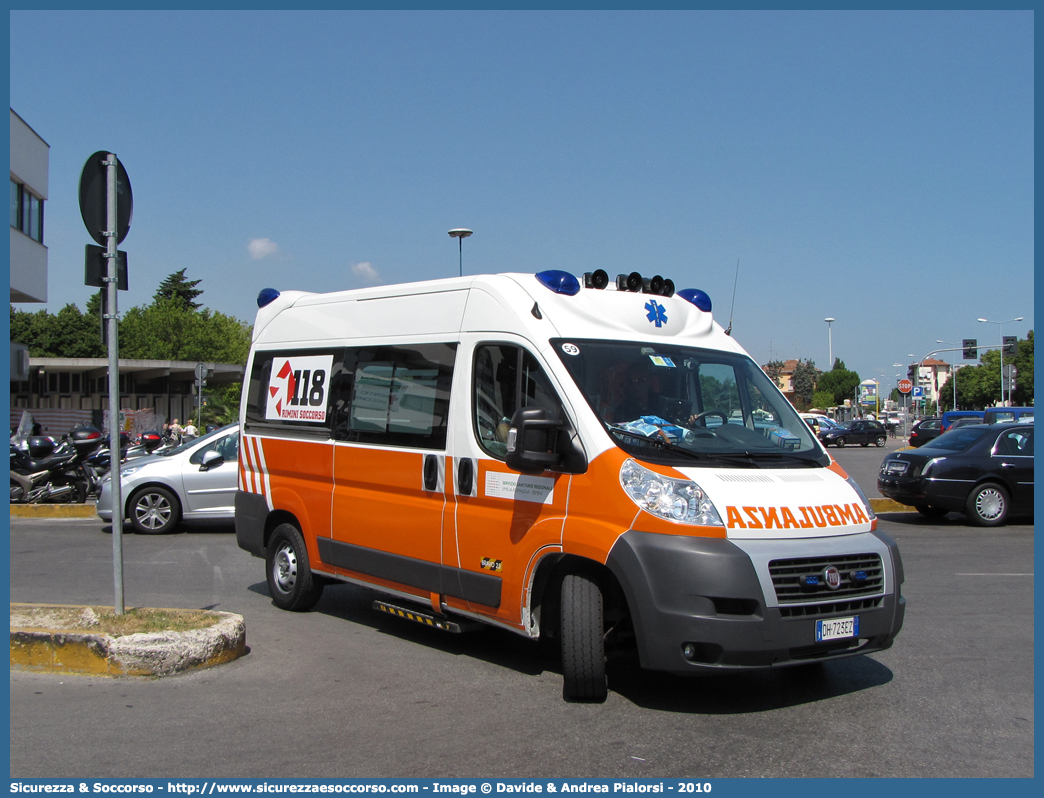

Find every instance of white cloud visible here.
[352,262,381,283]
[248,238,279,259]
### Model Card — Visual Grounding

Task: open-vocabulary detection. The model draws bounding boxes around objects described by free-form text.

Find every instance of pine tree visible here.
[153,269,203,310]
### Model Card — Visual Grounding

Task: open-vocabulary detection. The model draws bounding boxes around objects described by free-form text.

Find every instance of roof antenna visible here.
[724,258,740,336]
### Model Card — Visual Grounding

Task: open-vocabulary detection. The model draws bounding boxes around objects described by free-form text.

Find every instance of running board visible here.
[373,600,481,633]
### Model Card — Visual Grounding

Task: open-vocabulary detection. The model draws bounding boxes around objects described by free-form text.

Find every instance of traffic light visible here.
[962,339,977,360]
[1003,336,1017,358]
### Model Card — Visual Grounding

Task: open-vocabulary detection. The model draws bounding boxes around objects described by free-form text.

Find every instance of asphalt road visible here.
[824,433,908,498]
[7,513,1034,779]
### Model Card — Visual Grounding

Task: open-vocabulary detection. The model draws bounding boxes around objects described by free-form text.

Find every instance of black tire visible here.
[560,573,608,703]
[836,438,846,448]
[266,523,324,611]
[875,436,886,447]
[860,442,869,447]
[128,486,181,534]
[915,504,949,519]
[965,483,1009,527]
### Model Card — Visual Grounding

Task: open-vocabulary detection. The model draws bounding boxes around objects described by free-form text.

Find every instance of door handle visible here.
[458,458,474,497]
[423,454,440,491]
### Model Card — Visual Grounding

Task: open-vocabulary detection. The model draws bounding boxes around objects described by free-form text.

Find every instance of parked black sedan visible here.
[818,418,887,447]
[907,417,942,448]
[878,422,1033,526]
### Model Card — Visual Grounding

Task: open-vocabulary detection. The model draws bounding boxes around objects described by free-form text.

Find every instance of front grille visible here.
[779,597,882,619]
[769,553,884,605]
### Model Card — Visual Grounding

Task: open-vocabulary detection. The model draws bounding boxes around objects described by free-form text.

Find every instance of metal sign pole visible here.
[105,152,125,615]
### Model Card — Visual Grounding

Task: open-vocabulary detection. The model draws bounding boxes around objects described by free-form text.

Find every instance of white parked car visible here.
[97,424,240,534]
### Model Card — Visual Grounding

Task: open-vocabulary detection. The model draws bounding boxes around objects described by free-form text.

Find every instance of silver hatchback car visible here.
[97,423,240,534]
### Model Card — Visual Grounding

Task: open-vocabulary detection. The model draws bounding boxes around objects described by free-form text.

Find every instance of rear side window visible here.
[333,343,457,450]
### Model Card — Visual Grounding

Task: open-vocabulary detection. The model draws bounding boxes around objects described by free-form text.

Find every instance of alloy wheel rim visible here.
[975,489,1004,521]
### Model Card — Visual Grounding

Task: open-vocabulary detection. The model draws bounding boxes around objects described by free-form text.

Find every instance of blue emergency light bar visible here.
[257,287,281,308]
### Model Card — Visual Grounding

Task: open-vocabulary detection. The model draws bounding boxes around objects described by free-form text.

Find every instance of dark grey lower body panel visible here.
[317,537,502,609]
[235,491,268,557]
[606,529,905,675]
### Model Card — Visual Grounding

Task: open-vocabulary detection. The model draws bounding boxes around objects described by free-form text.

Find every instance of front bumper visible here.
[605,530,905,675]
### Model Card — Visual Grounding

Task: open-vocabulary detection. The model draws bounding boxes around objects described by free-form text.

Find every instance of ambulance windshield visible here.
[552,339,826,467]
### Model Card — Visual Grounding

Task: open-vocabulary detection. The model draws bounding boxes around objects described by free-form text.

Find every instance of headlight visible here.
[845,474,877,521]
[619,459,724,526]
[119,464,146,478]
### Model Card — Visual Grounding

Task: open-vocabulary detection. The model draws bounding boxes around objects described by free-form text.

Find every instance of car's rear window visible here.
[921,427,990,450]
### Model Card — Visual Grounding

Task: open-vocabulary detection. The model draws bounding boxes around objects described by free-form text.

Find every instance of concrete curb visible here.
[10,503,99,519]
[870,498,916,513]
[10,603,246,677]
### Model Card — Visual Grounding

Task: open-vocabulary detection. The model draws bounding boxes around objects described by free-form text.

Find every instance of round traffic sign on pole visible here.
[898,379,913,394]
[79,151,133,245]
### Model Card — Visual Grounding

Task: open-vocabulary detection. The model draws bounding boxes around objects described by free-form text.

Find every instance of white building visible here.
[909,358,951,408]
[10,109,48,304]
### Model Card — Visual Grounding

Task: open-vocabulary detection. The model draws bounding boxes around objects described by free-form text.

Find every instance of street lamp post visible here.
[448,228,473,277]
[824,317,835,368]
[977,316,1023,407]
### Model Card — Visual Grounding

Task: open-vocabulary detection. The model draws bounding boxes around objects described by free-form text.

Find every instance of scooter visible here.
[10,423,105,504]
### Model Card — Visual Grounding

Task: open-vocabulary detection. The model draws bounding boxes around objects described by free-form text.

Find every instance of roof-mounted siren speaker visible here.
[583,269,609,289]
[642,274,668,295]
[616,272,643,292]
[661,278,675,297]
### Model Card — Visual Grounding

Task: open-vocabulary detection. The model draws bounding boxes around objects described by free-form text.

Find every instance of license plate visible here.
[816,616,859,642]
[885,461,908,475]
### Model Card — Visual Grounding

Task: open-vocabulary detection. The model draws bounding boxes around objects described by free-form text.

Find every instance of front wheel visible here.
[875,436,886,447]
[128,486,181,534]
[266,523,324,611]
[560,573,608,703]
[965,483,1009,527]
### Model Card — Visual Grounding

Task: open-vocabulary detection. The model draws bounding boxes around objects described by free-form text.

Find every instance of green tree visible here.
[791,359,818,409]
[810,390,834,411]
[153,269,204,310]
[815,358,861,407]
[938,331,1034,410]
[764,360,786,388]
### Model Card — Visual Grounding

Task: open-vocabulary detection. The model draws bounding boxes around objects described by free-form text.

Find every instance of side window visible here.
[190,433,240,465]
[243,348,340,436]
[997,429,1033,456]
[332,343,456,450]
[473,344,564,458]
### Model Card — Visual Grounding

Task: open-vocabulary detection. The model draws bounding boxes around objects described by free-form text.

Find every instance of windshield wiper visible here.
[607,426,753,466]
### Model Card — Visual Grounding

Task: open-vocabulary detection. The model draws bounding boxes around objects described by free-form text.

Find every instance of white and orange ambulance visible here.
[236,269,905,702]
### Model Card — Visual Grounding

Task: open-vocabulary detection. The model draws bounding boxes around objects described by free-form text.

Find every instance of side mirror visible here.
[200,450,224,471]
[505,407,561,473]
[504,407,587,475]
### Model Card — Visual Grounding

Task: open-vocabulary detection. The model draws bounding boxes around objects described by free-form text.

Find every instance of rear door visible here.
[993,427,1034,512]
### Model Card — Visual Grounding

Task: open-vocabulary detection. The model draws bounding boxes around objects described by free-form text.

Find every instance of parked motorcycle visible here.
[10,423,105,504]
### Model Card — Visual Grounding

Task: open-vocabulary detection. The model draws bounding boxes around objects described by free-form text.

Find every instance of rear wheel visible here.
[560,573,608,703]
[835,438,846,448]
[128,486,181,534]
[965,483,1009,527]
[266,523,324,611]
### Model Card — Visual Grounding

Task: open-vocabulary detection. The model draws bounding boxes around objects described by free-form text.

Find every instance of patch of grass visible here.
[11,605,220,637]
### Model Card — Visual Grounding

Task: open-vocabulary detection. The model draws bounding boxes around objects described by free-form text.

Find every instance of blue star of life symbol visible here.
[645,300,668,328]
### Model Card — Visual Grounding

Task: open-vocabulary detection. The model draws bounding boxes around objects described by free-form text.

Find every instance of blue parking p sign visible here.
[912,387,924,398]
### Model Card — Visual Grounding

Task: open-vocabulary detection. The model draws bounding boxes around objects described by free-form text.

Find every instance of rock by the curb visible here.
[10,604,246,677]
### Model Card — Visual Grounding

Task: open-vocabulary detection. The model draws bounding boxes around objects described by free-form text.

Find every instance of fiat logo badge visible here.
[823,566,842,590]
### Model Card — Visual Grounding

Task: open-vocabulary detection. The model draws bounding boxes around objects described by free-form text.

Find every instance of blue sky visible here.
[9,10,1034,387]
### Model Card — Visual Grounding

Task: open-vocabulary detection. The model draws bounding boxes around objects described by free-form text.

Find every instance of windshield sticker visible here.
[561,343,580,356]
[648,355,675,368]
